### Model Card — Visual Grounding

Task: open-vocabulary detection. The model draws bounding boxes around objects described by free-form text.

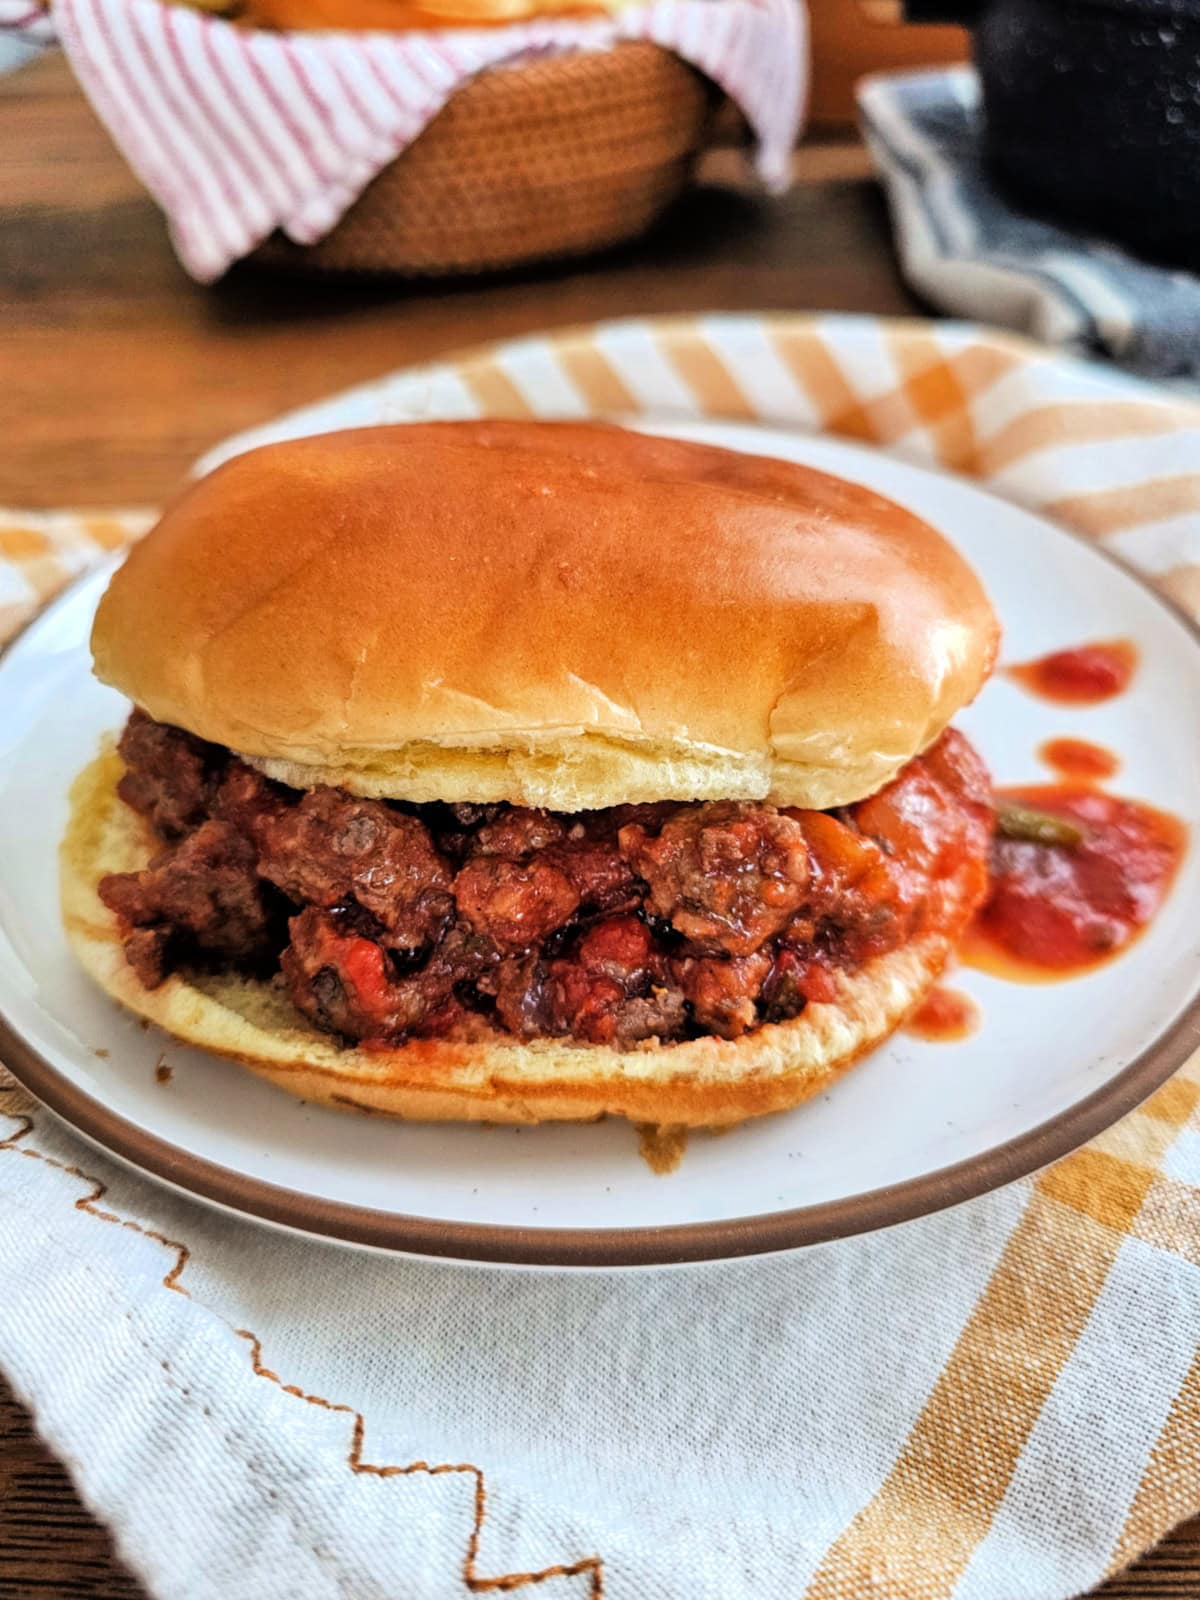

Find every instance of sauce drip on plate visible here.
[1008,639,1137,704]
[1038,737,1120,783]
[905,985,979,1042]
[964,785,1186,982]
[637,1123,689,1175]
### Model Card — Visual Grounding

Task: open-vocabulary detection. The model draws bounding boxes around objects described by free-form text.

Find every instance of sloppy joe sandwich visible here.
[61,421,998,1126]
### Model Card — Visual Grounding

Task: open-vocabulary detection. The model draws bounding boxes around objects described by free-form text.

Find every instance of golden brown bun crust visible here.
[245,0,618,29]
[61,749,982,1128]
[91,421,998,812]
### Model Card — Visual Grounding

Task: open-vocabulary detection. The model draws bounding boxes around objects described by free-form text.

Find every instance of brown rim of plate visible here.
[2,988,1200,1267]
[2,487,1200,1268]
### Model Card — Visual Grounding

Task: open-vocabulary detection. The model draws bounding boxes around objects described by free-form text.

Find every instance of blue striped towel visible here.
[858,66,1200,383]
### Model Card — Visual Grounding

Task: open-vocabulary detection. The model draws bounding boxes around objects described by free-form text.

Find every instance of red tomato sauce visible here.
[1007,640,1137,704]
[1038,737,1120,783]
[905,985,980,1042]
[964,785,1186,982]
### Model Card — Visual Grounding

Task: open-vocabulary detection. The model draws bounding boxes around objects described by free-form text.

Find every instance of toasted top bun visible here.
[91,421,998,812]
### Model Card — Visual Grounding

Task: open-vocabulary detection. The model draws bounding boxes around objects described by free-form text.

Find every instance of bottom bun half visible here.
[62,750,980,1128]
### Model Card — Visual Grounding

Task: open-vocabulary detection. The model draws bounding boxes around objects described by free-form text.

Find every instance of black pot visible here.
[905,0,1200,269]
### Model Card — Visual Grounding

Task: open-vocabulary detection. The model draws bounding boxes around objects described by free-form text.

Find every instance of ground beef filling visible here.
[98,711,993,1050]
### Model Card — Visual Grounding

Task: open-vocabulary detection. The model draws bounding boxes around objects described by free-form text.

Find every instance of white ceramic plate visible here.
[2,421,1199,1268]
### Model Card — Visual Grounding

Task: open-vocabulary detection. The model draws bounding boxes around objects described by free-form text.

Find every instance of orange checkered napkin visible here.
[2,315,1200,1600]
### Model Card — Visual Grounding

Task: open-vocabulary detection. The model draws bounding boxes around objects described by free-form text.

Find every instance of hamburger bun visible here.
[242,0,618,27]
[61,748,981,1126]
[91,421,998,815]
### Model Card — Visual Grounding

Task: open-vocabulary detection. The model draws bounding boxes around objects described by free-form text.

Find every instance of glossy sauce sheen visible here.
[1008,639,1137,704]
[1038,737,1120,782]
[965,785,1186,981]
[905,985,980,1042]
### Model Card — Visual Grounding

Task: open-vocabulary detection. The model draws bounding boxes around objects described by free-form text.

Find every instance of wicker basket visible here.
[257,42,715,275]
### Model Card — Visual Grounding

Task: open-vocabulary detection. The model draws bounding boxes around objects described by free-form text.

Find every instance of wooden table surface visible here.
[2,49,1199,1600]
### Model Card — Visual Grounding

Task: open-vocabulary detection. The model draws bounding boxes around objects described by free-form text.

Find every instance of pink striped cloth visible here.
[0,0,55,41]
[2,0,806,280]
